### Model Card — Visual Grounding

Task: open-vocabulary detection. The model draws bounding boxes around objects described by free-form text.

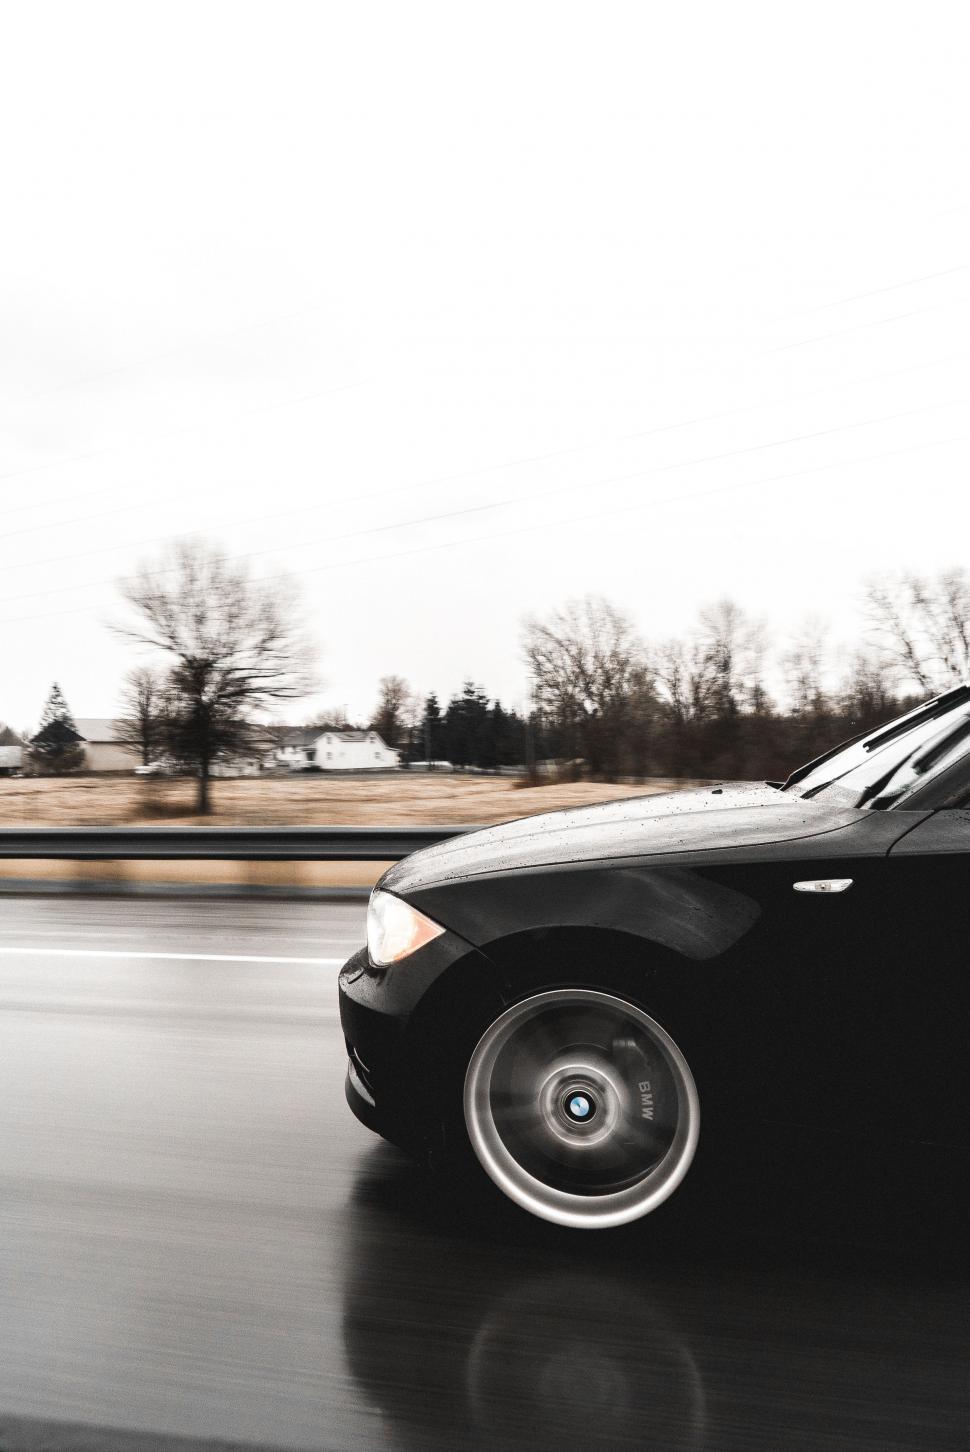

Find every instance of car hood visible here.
[382,782,856,895]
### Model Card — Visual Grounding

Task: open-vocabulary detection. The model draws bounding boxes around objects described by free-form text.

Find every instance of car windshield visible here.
[783,685,970,808]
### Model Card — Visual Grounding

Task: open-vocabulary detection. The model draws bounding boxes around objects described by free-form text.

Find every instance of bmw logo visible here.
[564,1091,596,1123]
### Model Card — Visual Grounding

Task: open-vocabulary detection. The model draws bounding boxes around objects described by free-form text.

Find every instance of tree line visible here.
[4,540,968,808]
[358,568,970,783]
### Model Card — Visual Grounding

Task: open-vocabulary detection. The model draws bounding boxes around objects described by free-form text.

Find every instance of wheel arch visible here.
[482,924,704,1043]
[402,923,705,1096]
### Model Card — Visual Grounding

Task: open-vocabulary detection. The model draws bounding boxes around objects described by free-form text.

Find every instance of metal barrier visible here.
[0,826,471,861]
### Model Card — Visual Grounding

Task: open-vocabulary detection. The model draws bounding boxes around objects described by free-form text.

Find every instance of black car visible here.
[339,685,970,1229]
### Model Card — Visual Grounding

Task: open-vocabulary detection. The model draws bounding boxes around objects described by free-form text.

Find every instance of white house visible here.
[273,727,321,771]
[279,729,400,772]
[73,719,141,772]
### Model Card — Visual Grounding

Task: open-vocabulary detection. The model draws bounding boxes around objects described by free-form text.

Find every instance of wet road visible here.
[0,895,967,1450]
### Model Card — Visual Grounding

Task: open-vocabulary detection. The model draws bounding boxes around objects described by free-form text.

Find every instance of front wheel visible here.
[463,989,700,1229]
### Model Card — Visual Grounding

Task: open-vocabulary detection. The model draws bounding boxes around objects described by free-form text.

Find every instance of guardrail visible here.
[0,827,471,861]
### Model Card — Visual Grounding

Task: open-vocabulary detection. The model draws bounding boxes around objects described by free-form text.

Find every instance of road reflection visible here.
[463,1270,706,1449]
[342,1147,704,1450]
[341,1145,970,1451]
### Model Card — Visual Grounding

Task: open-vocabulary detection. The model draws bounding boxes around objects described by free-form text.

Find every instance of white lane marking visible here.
[0,947,346,966]
[0,997,343,1018]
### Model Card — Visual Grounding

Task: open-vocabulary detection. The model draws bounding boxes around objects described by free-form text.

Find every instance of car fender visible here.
[405,861,762,966]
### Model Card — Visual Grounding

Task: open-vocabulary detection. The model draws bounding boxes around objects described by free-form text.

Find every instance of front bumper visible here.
[339,945,413,1148]
[338,930,500,1155]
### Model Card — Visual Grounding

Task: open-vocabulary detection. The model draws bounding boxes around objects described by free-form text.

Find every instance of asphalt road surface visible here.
[0,895,968,1451]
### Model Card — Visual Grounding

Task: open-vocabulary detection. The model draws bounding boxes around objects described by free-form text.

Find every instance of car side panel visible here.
[886,810,970,1149]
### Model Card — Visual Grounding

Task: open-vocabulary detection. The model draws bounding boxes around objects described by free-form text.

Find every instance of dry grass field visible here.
[0,773,703,828]
[0,773,709,892]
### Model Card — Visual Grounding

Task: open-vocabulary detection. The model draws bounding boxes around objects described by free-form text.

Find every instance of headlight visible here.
[367,889,445,966]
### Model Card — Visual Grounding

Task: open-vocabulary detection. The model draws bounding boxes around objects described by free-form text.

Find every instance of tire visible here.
[462,988,700,1229]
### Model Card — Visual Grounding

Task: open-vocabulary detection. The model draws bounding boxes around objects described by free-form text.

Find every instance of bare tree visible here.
[655,599,768,724]
[117,541,316,813]
[865,567,970,692]
[838,650,901,732]
[696,598,768,717]
[395,685,424,764]
[370,675,412,749]
[651,600,771,778]
[306,706,353,730]
[114,667,166,766]
[653,635,717,726]
[782,616,831,718]
[523,596,654,776]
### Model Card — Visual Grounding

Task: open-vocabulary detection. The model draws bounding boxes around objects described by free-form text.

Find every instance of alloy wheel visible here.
[463,989,700,1228]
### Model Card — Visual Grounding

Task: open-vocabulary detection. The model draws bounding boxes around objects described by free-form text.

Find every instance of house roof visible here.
[72,718,124,743]
[315,729,396,747]
[280,727,321,747]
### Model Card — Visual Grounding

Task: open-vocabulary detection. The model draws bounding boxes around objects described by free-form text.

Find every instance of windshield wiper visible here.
[859,710,970,809]
[781,727,871,791]
[783,682,970,795]
[861,683,970,752]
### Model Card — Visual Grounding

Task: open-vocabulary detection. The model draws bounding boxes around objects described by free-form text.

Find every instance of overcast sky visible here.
[2,1,969,730]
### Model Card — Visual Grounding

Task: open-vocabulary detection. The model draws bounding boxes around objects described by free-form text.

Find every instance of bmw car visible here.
[339,685,970,1229]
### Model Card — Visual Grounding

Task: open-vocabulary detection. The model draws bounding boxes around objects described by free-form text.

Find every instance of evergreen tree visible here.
[443,682,489,769]
[30,682,85,774]
[38,682,76,733]
[481,701,506,769]
[420,693,443,763]
[483,700,526,768]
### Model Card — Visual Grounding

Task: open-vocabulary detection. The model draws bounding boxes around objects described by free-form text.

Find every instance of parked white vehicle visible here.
[210,758,262,778]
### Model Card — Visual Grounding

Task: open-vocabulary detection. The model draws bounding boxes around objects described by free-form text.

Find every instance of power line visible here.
[774,286,970,354]
[0,493,522,609]
[23,298,331,402]
[5,260,969,527]
[2,389,968,607]
[0,353,946,594]
[1,419,967,628]
[281,427,970,585]
[0,374,369,513]
[2,340,967,566]
[806,263,970,313]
